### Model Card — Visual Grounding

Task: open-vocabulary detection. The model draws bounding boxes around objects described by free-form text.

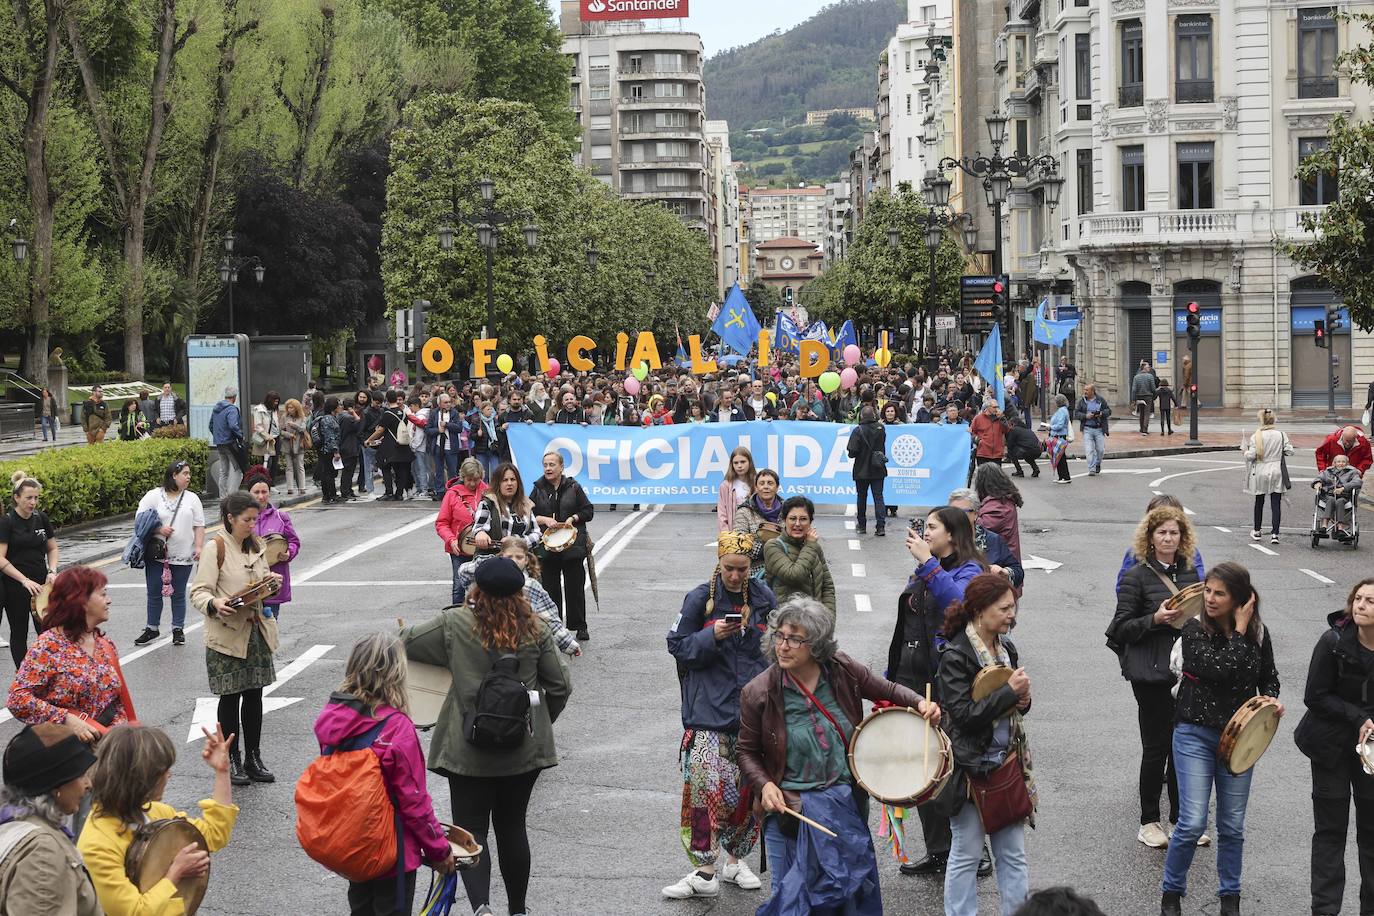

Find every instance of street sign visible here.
[934,315,957,330]
[1156,350,1168,366]
[959,275,1001,334]
[1055,306,1081,320]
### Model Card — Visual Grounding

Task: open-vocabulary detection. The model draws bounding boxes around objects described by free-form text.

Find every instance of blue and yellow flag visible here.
[974,325,1006,410]
[1032,297,1079,347]
[711,283,762,356]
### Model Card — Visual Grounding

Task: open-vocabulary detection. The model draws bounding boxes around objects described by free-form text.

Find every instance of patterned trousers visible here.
[678,728,759,867]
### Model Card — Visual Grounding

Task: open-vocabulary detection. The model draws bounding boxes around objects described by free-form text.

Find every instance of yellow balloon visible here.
[875,348,892,368]
[496,353,514,374]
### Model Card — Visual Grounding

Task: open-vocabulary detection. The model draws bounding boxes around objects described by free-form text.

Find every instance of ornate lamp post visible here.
[436,176,538,340]
[888,176,977,362]
[220,231,264,334]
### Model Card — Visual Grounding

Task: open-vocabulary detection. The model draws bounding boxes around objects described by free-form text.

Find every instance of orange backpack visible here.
[295,715,404,885]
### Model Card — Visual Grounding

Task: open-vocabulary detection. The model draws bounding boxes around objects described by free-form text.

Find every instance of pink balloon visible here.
[624,376,641,396]
[843,344,862,367]
[840,367,859,390]
[546,358,561,378]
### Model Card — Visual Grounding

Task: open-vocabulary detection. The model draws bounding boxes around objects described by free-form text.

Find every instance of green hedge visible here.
[0,438,209,529]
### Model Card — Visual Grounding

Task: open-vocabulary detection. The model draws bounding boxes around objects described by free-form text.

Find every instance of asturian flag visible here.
[1032,297,1080,347]
[832,319,858,354]
[802,320,830,344]
[774,313,802,354]
[973,325,1006,410]
[711,283,762,356]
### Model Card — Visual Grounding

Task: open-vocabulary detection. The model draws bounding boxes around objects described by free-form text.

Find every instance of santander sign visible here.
[581,0,689,20]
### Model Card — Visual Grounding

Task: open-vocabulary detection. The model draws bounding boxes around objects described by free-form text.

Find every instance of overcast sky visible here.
[544,0,837,57]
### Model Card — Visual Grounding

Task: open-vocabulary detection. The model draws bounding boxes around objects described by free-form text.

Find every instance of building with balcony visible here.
[823,180,852,266]
[886,1,955,191]
[560,1,711,234]
[1062,1,1373,408]
[742,186,830,253]
[705,120,740,299]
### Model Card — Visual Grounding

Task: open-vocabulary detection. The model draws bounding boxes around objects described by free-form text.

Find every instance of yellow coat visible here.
[77,798,237,916]
[189,535,278,658]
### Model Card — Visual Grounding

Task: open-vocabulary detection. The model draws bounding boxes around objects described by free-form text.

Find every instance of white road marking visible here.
[595,508,649,555]
[845,504,857,516]
[851,564,866,578]
[848,539,861,551]
[844,520,856,530]
[1023,555,1064,572]
[1183,507,1196,516]
[295,513,439,582]
[1248,543,1278,557]
[1301,568,1336,585]
[1214,526,1232,534]
[1143,469,1242,491]
[188,644,334,742]
[1097,467,1161,475]
[590,505,663,577]
[855,594,872,614]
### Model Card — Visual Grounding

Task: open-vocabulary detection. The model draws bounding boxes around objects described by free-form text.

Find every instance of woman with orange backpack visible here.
[306,633,456,914]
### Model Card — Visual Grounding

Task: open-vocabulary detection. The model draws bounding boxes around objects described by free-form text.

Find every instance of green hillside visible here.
[703,0,903,129]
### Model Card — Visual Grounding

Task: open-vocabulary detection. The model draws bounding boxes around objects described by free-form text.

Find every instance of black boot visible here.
[229,747,251,787]
[1161,891,1182,916]
[244,750,275,783]
[898,854,945,876]
[1219,895,1240,916]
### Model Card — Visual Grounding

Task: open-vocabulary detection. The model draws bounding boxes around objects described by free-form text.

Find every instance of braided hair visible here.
[706,531,756,623]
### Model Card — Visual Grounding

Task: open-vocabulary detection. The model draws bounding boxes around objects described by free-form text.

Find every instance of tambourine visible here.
[972,664,1014,701]
[542,526,578,553]
[125,818,209,914]
[755,522,782,544]
[29,581,52,630]
[455,525,479,558]
[1166,582,1207,629]
[262,534,290,566]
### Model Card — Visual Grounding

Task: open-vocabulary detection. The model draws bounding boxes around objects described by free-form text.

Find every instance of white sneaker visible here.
[662,871,719,899]
[721,860,761,890]
[1137,822,1169,848]
[1197,832,1211,847]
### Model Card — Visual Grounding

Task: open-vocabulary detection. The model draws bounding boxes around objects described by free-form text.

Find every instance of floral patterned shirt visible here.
[6,630,126,726]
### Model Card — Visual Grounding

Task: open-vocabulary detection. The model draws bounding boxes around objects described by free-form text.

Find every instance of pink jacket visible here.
[717,479,744,533]
[313,694,450,874]
[978,497,1022,561]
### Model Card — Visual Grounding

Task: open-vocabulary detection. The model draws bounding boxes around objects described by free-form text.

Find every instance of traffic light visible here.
[1327,305,1344,333]
[784,287,794,307]
[1315,318,1328,349]
[992,276,1008,326]
[1185,301,1201,341]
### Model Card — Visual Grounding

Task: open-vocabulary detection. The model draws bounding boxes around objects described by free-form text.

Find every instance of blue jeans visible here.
[41,416,57,441]
[360,446,377,493]
[1083,426,1106,473]
[477,450,500,480]
[763,816,793,897]
[946,790,1029,916]
[432,450,459,496]
[144,561,192,629]
[1163,722,1254,897]
[411,451,429,496]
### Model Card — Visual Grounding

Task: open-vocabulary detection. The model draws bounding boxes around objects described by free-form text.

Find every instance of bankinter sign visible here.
[581,0,689,20]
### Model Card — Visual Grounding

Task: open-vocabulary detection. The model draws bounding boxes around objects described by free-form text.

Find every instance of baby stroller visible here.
[1311,482,1361,549]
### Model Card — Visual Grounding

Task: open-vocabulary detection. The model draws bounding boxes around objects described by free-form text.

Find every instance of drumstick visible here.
[777,805,838,838]
[923,683,933,778]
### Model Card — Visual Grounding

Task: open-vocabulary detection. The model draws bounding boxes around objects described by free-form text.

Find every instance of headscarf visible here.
[706,531,755,621]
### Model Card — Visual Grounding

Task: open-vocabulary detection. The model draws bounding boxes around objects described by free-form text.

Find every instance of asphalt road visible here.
[0,446,1368,915]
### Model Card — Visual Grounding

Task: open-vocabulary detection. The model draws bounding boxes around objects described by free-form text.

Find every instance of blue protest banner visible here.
[507,422,970,507]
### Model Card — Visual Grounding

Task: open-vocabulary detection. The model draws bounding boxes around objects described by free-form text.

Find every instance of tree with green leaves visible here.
[744,277,782,327]
[1288,12,1374,330]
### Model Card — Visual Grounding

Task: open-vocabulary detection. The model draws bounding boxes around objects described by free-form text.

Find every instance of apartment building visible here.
[744,187,829,247]
[560,2,711,233]
[885,1,955,191]
[935,0,1374,408]
[805,107,878,126]
[705,120,741,298]
[824,180,852,265]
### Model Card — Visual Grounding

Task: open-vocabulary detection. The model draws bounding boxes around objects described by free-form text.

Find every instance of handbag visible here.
[145,490,186,564]
[1281,452,1293,492]
[967,751,1033,834]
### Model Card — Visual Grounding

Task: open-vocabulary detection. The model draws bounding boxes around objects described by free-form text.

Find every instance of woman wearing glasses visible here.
[737,595,940,912]
[131,460,205,648]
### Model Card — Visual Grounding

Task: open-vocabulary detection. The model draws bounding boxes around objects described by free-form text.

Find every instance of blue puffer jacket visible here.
[209,399,241,446]
[667,575,774,733]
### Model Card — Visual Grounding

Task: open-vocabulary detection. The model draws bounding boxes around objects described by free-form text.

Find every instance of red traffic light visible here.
[1187,301,1200,314]
[1190,384,1199,393]
[993,281,1005,294]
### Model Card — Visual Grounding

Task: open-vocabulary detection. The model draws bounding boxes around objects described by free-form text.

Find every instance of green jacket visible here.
[762,534,837,615]
[401,605,572,778]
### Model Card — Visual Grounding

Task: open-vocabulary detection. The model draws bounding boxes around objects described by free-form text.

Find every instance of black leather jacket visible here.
[937,629,1028,774]
[1294,611,1373,765]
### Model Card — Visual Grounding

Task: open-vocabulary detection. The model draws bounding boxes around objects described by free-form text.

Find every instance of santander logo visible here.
[586,0,606,10]
[582,0,688,20]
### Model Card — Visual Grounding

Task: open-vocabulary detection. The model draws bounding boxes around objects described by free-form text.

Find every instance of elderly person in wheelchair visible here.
[1313,453,1362,544]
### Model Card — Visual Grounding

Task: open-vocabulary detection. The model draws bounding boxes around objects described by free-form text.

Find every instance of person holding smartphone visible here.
[663,532,776,901]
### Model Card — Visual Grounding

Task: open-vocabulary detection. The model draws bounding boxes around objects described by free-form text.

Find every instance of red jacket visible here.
[1316,430,1373,475]
[436,480,489,555]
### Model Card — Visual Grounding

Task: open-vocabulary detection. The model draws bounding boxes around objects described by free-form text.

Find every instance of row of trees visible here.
[0,0,603,386]
[802,189,968,334]
[383,96,716,352]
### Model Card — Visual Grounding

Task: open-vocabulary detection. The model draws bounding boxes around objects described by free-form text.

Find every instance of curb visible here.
[1098,445,1238,461]
[70,489,322,570]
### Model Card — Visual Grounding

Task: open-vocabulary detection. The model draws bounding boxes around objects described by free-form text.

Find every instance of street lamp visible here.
[937,110,1062,278]
[435,177,538,340]
[4,219,27,262]
[887,182,975,363]
[586,245,600,270]
[219,230,263,334]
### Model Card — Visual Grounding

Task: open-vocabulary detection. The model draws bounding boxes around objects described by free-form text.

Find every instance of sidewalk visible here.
[0,423,89,458]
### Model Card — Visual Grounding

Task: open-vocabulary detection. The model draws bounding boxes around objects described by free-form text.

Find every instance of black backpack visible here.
[463,652,532,749]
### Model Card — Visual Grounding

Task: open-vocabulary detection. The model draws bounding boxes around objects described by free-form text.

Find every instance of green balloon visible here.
[818,371,841,394]
[632,363,649,381]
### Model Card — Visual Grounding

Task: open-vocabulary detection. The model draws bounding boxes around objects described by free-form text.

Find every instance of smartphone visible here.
[725,613,743,626]
[908,517,926,535]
